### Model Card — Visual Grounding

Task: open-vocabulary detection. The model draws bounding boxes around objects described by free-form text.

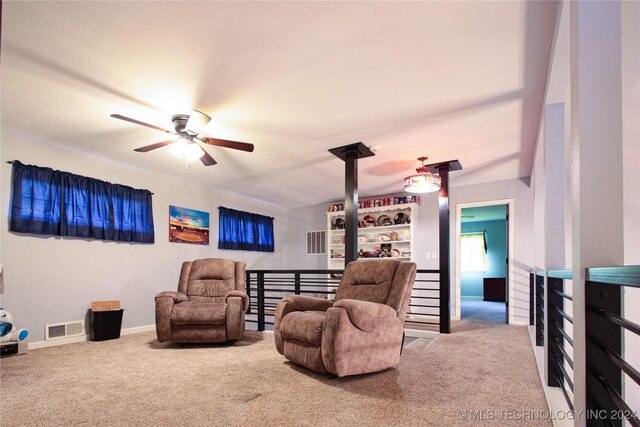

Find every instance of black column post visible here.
[329,143,375,266]
[438,166,450,334]
[344,151,358,264]
[257,271,265,331]
[425,160,461,335]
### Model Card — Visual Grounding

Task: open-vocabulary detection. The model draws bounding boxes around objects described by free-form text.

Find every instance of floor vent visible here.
[45,321,85,340]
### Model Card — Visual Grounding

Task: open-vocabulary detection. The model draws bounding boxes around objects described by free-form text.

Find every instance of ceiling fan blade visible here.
[199,149,217,166]
[111,114,172,134]
[134,140,175,152]
[202,137,254,153]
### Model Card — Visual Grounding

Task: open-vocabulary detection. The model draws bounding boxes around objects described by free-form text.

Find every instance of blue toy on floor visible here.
[0,308,29,342]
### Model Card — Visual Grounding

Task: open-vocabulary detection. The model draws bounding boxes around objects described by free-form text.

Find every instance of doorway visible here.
[455,200,514,324]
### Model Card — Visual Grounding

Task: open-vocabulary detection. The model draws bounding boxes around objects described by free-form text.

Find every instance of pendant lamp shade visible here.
[404,157,441,193]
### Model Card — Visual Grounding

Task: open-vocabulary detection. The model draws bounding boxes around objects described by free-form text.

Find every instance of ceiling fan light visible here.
[186,143,206,161]
[403,156,441,193]
[169,138,189,159]
[185,110,211,135]
[404,173,441,193]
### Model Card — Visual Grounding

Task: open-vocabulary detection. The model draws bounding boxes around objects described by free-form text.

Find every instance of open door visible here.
[504,204,509,324]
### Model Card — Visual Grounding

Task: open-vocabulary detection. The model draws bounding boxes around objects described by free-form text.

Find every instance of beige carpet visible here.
[1,308,549,426]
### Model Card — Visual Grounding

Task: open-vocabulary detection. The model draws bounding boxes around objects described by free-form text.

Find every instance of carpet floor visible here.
[1,306,549,426]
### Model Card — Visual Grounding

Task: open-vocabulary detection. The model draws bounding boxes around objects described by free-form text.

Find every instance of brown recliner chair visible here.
[155,258,248,343]
[274,259,417,377]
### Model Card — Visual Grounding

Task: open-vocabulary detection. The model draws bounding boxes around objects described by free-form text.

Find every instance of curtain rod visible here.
[6,160,154,195]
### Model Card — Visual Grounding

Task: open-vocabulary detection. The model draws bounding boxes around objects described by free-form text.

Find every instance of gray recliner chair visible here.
[274,259,417,377]
[155,258,248,343]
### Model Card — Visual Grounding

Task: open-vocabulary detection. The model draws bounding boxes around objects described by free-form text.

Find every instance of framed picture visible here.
[169,205,210,245]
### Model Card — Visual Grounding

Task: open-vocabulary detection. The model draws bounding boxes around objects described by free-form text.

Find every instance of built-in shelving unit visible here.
[326,203,418,267]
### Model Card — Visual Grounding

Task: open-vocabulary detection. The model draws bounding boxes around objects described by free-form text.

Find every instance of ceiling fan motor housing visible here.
[171,114,190,134]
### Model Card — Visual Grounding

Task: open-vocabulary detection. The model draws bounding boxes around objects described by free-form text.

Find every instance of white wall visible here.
[284,202,327,270]
[532,0,640,416]
[622,0,640,413]
[0,130,287,342]
[450,178,534,324]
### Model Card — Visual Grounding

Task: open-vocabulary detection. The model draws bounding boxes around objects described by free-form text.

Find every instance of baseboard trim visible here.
[405,329,439,339]
[121,324,156,336]
[29,324,156,350]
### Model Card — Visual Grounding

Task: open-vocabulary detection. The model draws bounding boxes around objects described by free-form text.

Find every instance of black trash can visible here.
[88,309,124,341]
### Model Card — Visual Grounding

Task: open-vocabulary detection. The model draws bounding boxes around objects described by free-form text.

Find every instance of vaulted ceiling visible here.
[1,1,558,208]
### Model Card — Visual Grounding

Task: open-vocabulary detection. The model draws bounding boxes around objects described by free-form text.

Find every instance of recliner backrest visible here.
[177,258,246,301]
[335,259,416,321]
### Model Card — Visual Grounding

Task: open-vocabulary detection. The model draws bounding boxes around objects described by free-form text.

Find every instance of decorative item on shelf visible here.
[330,249,334,258]
[332,218,345,230]
[358,235,369,243]
[401,249,411,257]
[404,156,441,193]
[394,213,410,225]
[358,249,365,258]
[392,248,401,257]
[390,231,398,241]
[377,234,391,242]
[360,215,376,228]
[380,243,392,257]
[377,215,392,226]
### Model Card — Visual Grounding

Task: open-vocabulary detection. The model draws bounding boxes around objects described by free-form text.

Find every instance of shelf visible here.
[327,202,419,215]
[330,240,411,247]
[327,201,417,267]
[330,257,412,262]
[330,223,411,233]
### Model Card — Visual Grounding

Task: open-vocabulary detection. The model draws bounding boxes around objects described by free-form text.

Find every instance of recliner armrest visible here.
[282,295,334,312]
[333,299,398,332]
[155,291,188,303]
[225,290,249,311]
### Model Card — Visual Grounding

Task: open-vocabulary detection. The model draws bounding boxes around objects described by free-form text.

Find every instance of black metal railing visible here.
[585,265,640,427]
[245,269,441,332]
[547,269,574,411]
[536,272,545,347]
[530,272,535,326]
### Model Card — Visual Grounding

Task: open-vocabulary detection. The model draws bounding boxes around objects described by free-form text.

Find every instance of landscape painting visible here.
[169,205,210,245]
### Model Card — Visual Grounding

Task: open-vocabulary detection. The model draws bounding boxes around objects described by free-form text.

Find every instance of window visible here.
[460,232,487,272]
[218,206,274,252]
[9,161,154,243]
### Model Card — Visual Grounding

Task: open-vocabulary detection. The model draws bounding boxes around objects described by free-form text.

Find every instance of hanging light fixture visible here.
[170,137,205,161]
[404,156,441,193]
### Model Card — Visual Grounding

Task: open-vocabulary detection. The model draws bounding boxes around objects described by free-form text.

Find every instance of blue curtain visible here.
[218,206,274,252]
[10,161,154,243]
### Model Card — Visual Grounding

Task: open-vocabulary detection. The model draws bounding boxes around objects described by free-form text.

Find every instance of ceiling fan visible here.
[111,110,254,166]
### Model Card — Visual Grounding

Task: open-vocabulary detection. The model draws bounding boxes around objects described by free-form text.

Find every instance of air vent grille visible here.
[48,324,66,339]
[306,230,326,255]
[45,320,85,340]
